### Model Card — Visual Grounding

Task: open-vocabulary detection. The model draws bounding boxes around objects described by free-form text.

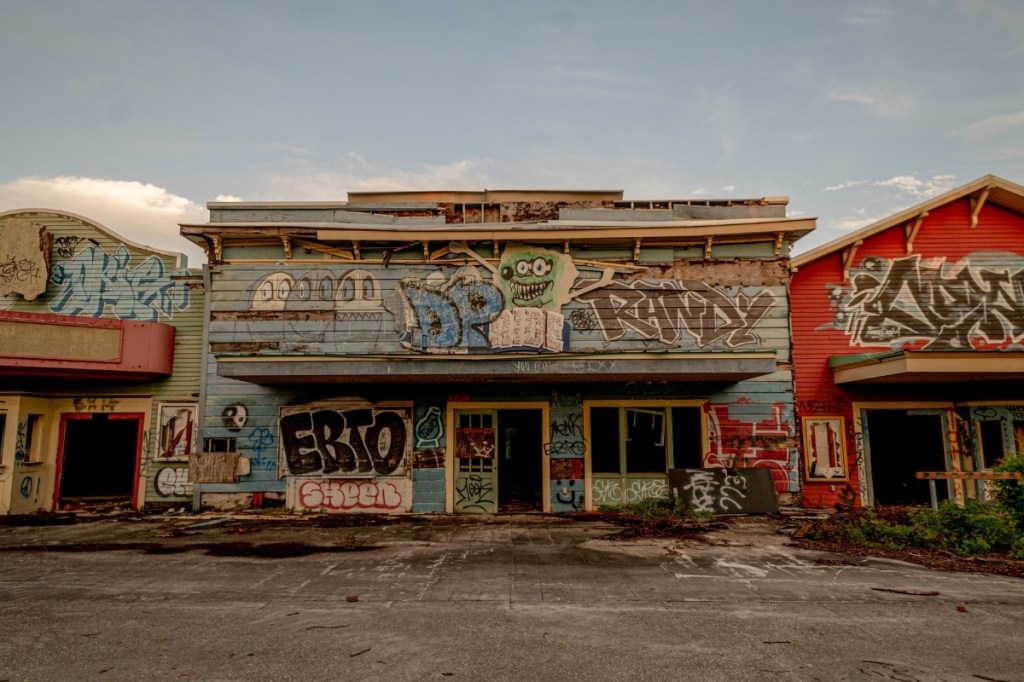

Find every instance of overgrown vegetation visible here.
[598,496,714,522]
[802,454,1024,561]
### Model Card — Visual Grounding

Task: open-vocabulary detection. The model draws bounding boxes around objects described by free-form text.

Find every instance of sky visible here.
[1,0,1023,266]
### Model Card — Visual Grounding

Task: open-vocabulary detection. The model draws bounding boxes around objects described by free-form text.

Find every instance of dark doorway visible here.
[497,409,543,512]
[865,410,947,506]
[58,413,142,507]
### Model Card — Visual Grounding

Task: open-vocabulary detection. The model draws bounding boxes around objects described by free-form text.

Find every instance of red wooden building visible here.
[791,175,1024,508]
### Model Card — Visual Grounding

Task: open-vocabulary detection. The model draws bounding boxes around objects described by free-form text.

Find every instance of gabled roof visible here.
[792,174,1024,269]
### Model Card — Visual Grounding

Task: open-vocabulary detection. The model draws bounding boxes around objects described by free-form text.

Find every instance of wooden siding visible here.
[791,198,1024,508]
[0,212,204,509]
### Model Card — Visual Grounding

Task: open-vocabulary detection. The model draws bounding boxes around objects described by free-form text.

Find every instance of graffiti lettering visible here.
[154,468,189,497]
[592,478,623,505]
[296,479,404,511]
[679,470,747,513]
[550,413,584,439]
[567,308,599,331]
[797,396,846,414]
[280,408,410,476]
[543,440,586,457]
[15,421,27,462]
[626,478,669,503]
[0,257,41,288]
[53,235,95,259]
[49,244,189,321]
[576,280,774,348]
[830,253,1024,349]
[455,474,495,512]
[73,397,121,412]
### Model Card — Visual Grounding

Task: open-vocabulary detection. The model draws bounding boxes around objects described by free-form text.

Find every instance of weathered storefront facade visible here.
[791,176,1024,508]
[182,190,814,513]
[0,210,203,514]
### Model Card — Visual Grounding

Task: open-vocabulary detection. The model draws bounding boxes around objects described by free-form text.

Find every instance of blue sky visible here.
[1,0,1023,265]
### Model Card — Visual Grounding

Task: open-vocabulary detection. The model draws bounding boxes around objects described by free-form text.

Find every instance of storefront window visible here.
[589,405,703,474]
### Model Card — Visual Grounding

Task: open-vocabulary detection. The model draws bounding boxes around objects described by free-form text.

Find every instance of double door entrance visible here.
[453,407,544,513]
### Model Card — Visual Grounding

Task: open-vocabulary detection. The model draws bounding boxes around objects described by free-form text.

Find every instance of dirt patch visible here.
[794,538,1024,579]
[561,511,721,540]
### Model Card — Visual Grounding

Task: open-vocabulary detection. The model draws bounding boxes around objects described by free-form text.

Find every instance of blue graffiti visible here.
[415,406,444,448]
[19,477,33,498]
[247,427,277,473]
[396,270,504,351]
[49,244,189,321]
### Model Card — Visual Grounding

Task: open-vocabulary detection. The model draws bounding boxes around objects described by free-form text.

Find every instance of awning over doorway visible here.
[216,352,778,385]
[830,350,1024,385]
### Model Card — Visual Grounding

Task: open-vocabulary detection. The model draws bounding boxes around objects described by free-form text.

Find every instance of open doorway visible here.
[864,409,948,506]
[497,409,543,512]
[57,413,143,508]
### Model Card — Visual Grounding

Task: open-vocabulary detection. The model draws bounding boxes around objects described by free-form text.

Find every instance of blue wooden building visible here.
[180,190,813,513]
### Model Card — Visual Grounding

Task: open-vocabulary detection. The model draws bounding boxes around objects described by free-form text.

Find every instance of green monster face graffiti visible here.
[496,244,578,310]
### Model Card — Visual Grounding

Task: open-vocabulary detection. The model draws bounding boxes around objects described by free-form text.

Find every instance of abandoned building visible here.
[0,210,203,515]
[791,175,1024,508]
[177,190,814,514]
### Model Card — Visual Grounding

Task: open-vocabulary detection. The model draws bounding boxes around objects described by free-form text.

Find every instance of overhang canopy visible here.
[830,350,1024,385]
[216,352,778,385]
[0,311,175,381]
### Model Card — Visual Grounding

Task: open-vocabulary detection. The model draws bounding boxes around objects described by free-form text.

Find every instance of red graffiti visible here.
[703,401,796,494]
[297,480,404,511]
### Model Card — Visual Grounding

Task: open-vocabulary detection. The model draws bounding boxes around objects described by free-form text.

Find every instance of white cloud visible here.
[948,111,1024,141]
[825,88,915,118]
[721,185,735,193]
[824,179,869,191]
[260,158,494,199]
[0,176,207,265]
[261,142,316,156]
[842,5,892,27]
[874,174,956,197]
[214,194,244,202]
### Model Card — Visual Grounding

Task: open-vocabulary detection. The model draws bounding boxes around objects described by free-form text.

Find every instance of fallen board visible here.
[668,467,778,515]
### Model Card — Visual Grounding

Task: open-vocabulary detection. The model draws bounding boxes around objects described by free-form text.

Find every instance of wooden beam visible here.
[773,231,785,256]
[352,241,361,260]
[704,236,714,261]
[291,238,354,260]
[211,236,223,263]
[280,236,292,259]
[563,240,570,254]
[970,186,991,228]
[903,212,928,255]
[841,240,863,281]
[633,238,642,264]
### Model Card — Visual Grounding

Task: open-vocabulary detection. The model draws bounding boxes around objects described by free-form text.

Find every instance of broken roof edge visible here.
[792,174,1024,269]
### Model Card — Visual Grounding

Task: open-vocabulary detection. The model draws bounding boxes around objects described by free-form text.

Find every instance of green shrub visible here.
[993,453,1024,528]
[804,502,1020,557]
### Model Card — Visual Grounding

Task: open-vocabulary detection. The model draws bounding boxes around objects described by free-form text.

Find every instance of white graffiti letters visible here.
[297,480,403,511]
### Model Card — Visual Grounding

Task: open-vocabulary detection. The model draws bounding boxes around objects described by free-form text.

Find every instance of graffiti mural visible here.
[292,479,407,512]
[250,268,385,320]
[393,243,614,353]
[0,218,49,300]
[49,244,189,321]
[575,280,774,348]
[828,253,1024,349]
[157,403,196,461]
[279,407,411,476]
[704,401,798,494]
[154,467,190,497]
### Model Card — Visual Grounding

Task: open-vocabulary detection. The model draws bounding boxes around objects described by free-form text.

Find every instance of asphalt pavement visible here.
[1,512,1022,681]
